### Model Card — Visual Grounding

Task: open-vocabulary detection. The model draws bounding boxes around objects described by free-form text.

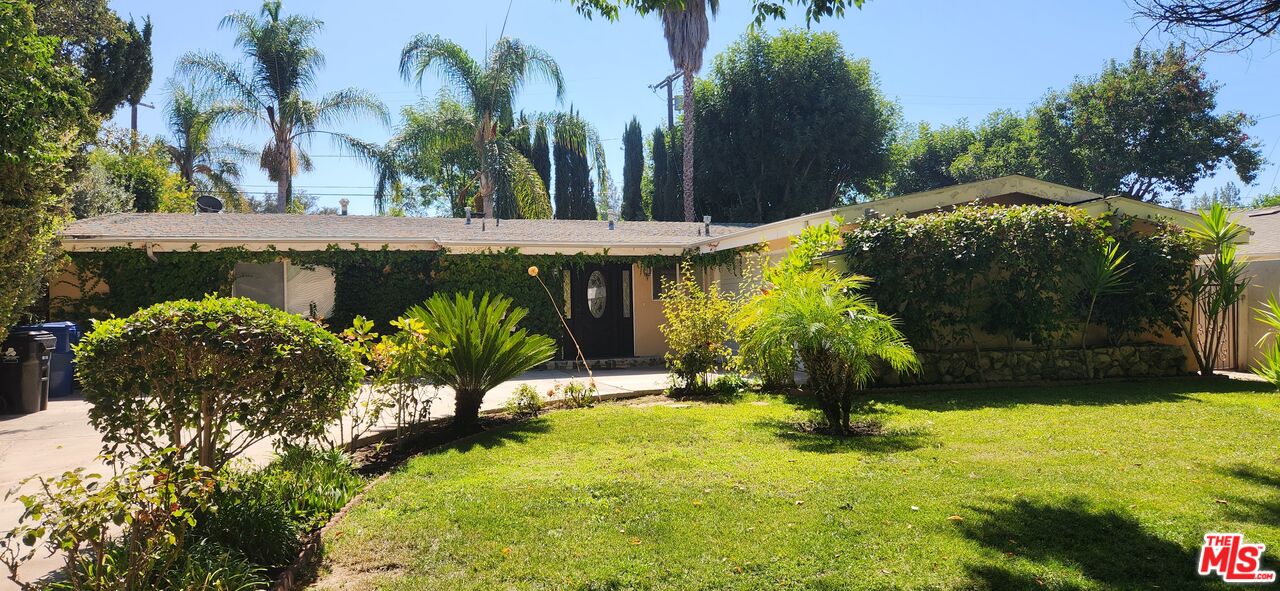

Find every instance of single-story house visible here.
[1233,206,1280,372]
[53,175,1207,362]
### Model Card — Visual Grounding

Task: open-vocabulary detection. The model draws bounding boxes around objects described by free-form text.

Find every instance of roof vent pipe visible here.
[465,206,472,225]
[703,215,712,236]
[339,198,349,216]
[608,211,617,230]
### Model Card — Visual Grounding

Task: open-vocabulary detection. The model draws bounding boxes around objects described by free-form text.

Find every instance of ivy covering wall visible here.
[843,206,1199,351]
[55,245,753,346]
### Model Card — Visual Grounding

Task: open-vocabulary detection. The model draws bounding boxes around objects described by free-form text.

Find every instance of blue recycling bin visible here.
[15,322,79,397]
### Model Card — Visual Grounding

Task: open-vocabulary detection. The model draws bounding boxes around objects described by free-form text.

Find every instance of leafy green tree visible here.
[947,110,1038,183]
[888,46,1261,202]
[94,135,193,213]
[1251,189,1280,209]
[649,127,681,221]
[82,16,151,118]
[567,0,865,31]
[68,153,133,219]
[1033,45,1261,201]
[162,80,252,199]
[401,293,557,428]
[1190,182,1244,210]
[695,29,895,222]
[621,118,645,220]
[179,0,389,213]
[398,35,563,218]
[33,0,151,117]
[889,121,976,196]
[0,0,92,342]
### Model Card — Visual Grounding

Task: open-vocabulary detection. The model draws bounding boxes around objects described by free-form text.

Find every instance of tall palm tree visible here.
[177,0,389,213]
[162,80,253,200]
[398,35,564,218]
[662,0,718,222]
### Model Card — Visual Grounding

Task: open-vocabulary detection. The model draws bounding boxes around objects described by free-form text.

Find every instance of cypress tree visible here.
[553,130,573,219]
[531,120,551,195]
[621,118,645,220]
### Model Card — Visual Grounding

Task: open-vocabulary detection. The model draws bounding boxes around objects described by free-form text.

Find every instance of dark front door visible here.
[568,263,634,359]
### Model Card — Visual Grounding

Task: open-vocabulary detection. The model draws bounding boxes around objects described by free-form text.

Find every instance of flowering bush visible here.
[659,262,739,393]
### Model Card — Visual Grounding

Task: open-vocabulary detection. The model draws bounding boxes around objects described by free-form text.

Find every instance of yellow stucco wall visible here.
[631,263,668,357]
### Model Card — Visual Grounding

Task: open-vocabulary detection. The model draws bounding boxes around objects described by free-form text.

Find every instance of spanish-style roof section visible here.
[61,213,752,256]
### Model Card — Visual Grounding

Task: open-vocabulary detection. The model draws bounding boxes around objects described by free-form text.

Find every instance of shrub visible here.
[0,453,223,590]
[401,293,558,428]
[556,380,597,409]
[341,315,442,447]
[844,206,1197,351]
[44,540,268,591]
[193,480,301,568]
[76,297,364,469]
[1252,293,1280,387]
[505,384,546,418]
[193,447,362,569]
[737,223,919,434]
[659,261,738,393]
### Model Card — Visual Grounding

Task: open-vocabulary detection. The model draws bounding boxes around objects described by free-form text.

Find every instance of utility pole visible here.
[130,101,154,152]
[649,72,680,130]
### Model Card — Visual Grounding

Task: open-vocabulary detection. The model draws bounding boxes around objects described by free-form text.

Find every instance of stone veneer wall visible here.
[875,344,1187,387]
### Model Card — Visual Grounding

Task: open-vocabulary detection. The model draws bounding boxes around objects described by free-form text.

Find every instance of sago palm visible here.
[662,0,718,221]
[162,80,253,199]
[736,269,918,435]
[178,0,389,213]
[399,35,565,218]
[402,292,557,428]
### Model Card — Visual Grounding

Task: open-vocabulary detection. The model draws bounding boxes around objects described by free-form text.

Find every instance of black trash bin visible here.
[15,322,78,397]
[0,330,56,414]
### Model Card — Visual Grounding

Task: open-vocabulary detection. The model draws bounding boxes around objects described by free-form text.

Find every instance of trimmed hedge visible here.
[844,206,1198,351]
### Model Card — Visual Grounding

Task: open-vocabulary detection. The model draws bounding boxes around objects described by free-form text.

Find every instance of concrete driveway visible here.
[0,367,668,588]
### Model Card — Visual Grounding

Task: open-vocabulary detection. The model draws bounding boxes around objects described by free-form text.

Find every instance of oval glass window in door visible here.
[587,270,607,318]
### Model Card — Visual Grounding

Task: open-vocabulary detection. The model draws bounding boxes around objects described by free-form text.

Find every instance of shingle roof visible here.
[1237,207,1280,255]
[61,213,753,254]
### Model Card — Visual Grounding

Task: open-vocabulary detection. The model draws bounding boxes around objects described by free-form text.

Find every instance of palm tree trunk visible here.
[453,388,485,428]
[276,140,291,214]
[681,68,695,222]
[479,171,494,218]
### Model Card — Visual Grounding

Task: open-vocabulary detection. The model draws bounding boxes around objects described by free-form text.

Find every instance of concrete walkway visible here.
[0,368,669,589]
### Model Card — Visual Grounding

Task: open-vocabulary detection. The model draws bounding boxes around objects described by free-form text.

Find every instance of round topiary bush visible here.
[76,296,364,468]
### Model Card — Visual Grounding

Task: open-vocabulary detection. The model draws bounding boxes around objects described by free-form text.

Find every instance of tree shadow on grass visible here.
[751,417,935,454]
[879,377,1263,412]
[958,496,1214,590]
[1217,464,1280,527]
[446,418,554,453]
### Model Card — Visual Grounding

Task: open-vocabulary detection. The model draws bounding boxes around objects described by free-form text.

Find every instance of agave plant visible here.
[402,292,557,427]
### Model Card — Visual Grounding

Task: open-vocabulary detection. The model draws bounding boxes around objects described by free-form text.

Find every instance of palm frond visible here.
[399,34,481,98]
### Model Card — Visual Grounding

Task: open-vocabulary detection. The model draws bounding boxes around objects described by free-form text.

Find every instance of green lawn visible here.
[317,379,1280,590]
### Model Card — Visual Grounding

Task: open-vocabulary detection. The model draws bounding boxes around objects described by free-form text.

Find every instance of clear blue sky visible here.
[107,0,1280,215]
